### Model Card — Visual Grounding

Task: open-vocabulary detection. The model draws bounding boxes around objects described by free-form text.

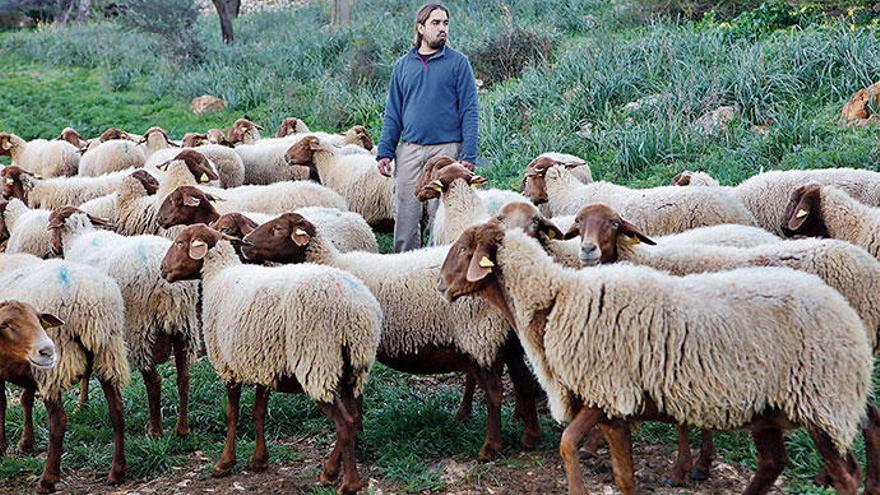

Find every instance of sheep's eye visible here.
[610,221,620,229]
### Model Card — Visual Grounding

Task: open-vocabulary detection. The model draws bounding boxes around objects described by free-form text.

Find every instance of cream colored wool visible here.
[672,170,720,187]
[199,241,381,401]
[203,181,347,216]
[293,207,377,253]
[78,139,146,177]
[79,192,119,223]
[614,236,880,353]
[0,252,40,272]
[232,141,311,184]
[478,189,529,215]
[58,213,201,370]
[543,165,755,233]
[653,223,781,248]
[143,150,221,188]
[431,178,490,246]
[13,167,139,210]
[536,152,592,183]
[808,185,880,260]
[145,145,244,189]
[491,229,871,453]
[302,233,509,368]
[2,199,52,257]
[0,256,129,398]
[3,133,80,178]
[311,145,393,226]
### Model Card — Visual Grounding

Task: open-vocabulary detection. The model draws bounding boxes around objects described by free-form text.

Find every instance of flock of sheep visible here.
[1,116,880,495]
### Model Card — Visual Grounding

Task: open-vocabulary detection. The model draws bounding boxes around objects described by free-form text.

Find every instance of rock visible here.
[623,93,668,113]
[576,121,594,139]
[693,105,737,136]
[191,95,227,116]
[430,459,472,485]
[840,81,880,126]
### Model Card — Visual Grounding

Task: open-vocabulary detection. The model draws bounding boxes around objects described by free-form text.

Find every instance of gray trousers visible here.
[393,141,462,252]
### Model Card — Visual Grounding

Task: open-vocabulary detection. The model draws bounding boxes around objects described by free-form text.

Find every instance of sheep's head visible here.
[563,204,655,265]
[415,155,457,200]
[782,182,828,238]
[342,125,373,150]
[97,127,131,142]
[57,127,89,150]
[521,157,561,205]
[157,186,223,229]
[181,133,209,148]
[206,128,234,147]
[0,300,60,370]
[227,117,263,144]
[275,117,309,138]
[211,213,259,240]
[156,149,219,184]
[140,127,178,149]
[161,224,233,282]
[47,206,115,256]
[1,166,37,203]
[670,170,719,187]
[0,133,20,156]
[284,135,327,167]
[495,201,563,244]
[417,162,486,200]
[438,219,506,305]
[240,212,316,264]
[127,170,160,196]
[671,171,695,186]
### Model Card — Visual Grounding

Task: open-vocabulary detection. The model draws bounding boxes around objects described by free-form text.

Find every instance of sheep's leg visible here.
[99,378,126,485]
[743,428,787,495]
[75,374,89,412]
[141,368,163,438]
[559,405,601,495]
[36,397,66,495]
[318,397,363,495]
[0,380,6,455]
[475,367,504,460]
[691,429,715,481]
[599,420,636,495]
[579,427,605,457]
[248,385,270,472]
[454,374,476,421]
[17,386,35,453]
[504,344,540,449]
[862,404,880,495]
[809,428,860,495]
[215,382,241,477]
[666,424,692,487]
[172,335,191,437]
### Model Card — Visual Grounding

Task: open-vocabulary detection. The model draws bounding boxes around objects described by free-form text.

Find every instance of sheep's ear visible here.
[618,219,655,245]
[182,194,201,207]
[469,175,487,187]
[1,140,10,151]
[4,177,14,186]
[155,160,170,172]
[38,313,64,329]
[205,193,224,202]
[254,123,265,131]
[291,227,311,246]
[417,183,441,201]
[308,139,322,151]
[538,218,564,240]
[466,250,494,283]
[563,222,580,240]
[87,214,115,230]
[189,239,208,260]
[671,172,691,186]
[787,202,813,232]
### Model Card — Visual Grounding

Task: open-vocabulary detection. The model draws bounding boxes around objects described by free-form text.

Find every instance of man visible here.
[376,3,479,252]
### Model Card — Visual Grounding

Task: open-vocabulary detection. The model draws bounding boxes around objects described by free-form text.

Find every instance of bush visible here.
[469,25,554,87]
[116,0,203,64]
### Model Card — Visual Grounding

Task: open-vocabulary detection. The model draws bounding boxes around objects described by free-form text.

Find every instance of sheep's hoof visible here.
[213,461,235,477]
[321,466,341,484]
[147,425,164,439]
[36,478,57,494]
[689,467,710,481]
[106,468,126,485]
[338,478,366,495]
[519,430,540,450]
[248,458,269,473]
[18,437,34,454]
[813,468,832,487]
[478,441,502,461]
[174,424,191,437]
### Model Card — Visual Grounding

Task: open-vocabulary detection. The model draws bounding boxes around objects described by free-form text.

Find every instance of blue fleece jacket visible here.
[376,45,479,163]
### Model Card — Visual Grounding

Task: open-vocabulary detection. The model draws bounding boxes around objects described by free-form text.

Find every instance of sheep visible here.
[78,136,146,177]
[160,224,382,494]
[231,138,313,184]
[522,157,756,233]
[227,117,265,144]
[670,170,720,187]
[415,154,530,215]
[138,126,180,159]
[275,117,311,137]
[49,207,201,439]
[77,170,160,223]
[0,254,129,494]
[0,199,52,257]
[0,132,80,178]
[230,117,372,151]
[439,220,871,495]
[416,161,490,246]
[144,134,245,189]
[567,203,880,488]
[286,135,394,230]
[56,127,88,151]
[240,213,542,461]
[207,128,235,147]
[1,165,150,209]
[782,182,880,260]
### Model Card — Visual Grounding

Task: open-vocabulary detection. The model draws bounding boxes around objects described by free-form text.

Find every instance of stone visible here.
[191,95,227,116]
[693,105,737,136]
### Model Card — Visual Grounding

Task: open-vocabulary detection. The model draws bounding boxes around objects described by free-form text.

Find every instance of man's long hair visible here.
[412,3,449,48]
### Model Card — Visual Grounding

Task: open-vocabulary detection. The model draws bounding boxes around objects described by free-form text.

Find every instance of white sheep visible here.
[78,138,145,177]
[0,198,52,257]
[439,220,871,495]
[0,254,129,494]
[0,132,80,178]
[2,165,141,209]
[145,142,244,189]
[275,117,311,138]
[49,207,201,439]
[160,224,381,494]
[56,127,89,150]
[670,170,720,187]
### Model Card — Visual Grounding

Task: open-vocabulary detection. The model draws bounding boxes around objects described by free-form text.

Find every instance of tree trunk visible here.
[232,0,241,17]
[76,0,91,22]
[211,0,235,44]
[332,0,350,27]
[55,0,75,24]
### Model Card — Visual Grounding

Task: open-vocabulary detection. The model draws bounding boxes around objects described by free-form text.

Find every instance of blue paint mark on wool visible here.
[136,243,149,266]
[58,265,70,289]
[338,272,362,292]
[91,237,102,247]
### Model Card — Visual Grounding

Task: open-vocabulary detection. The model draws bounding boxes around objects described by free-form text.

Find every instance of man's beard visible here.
[426,36,446,49]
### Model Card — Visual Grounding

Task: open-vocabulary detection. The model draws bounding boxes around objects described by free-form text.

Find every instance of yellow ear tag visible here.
[33,173,42,179]
[626,235,641,245]
[547,230,556,239]
[199,173,209,183]
[479,256,494,268]
[5,178,13,185]
[796,209,808,219]
[295,228,307,236]
[432,179,444,192]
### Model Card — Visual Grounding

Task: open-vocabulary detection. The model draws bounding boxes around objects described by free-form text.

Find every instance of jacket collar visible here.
[409,45,447,61]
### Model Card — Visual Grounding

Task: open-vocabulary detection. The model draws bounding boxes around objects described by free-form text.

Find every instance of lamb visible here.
[0,254,129,494]
[0,132,80,178]
[156,188,376,253]
[1,165,146,209]
[286,135,394,230]
[415,154,530,214]
[160,224,382,494]
[49,207,201,439]
[567,203,880,488]
[522,157,756,233]
[782,182,880,260]
[78,135,146,177]
[240,213,542,461]
[670,170,720,187]
[0,199,52,257]
[439,220,872,495]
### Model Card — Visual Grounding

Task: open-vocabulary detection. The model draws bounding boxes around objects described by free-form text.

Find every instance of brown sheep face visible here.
[284,136,323,167]
[58,128,88,149]
[240,213,315,264]
[97,128,130,142]
[129,170,160,196]
[417,162,486,201]
[522,157,560,205]
[564,204,655,265]
[275,118,308,138]
[206,129,233,147]
[414,155,457,200]
[438,220,505,304]
[671,171,693,186]
[181,133,209,148]
[47,206,115,256]
[0,300,60,370]
[1,166,34,203]
[350,125,373,150]
[227,118,263,144]
[781,183,828,238]
[157,186,222,229]
[211,213,259,239]
[0,133,15,156]
[161,224,227,282]
[156,149,218,184]
[495,202,563,244]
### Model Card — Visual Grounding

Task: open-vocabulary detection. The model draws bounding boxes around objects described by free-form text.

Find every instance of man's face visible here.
[420,9,448,50]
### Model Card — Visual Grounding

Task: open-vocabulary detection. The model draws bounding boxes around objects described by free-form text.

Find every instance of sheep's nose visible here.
[437,278,448,294]
[581,243,597,255]
[38,344,55,359]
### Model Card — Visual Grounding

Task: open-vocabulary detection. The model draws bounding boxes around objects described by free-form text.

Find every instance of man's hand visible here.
[460,160,475,171]
[377,157,393,177]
